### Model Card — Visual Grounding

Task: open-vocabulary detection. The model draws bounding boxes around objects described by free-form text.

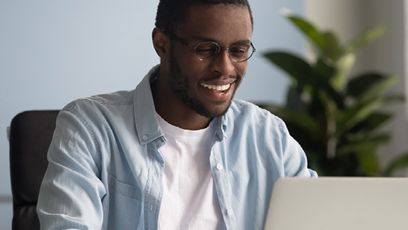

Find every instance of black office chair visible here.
[9,110,59,230]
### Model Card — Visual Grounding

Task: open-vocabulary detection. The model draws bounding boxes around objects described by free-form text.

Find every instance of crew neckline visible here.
[156,112,216,140]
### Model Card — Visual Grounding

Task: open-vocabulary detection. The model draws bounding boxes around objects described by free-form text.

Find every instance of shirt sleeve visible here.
[37,105,106,229]
[277,117,318,178]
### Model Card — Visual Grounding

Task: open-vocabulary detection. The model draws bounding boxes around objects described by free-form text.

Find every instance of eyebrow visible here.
[190,35,252,46]
[231,40,252,46]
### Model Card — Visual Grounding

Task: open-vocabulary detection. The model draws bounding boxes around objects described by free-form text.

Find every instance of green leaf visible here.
[381,94,405,103]
[286,16,326,50]
[356,74,399,103]
[383,152,408,176]
[263,52,315,85]
[342,24,389,55]
[332,53,355,90]
[347,73,386,98]
[356,150,379,175]
[337,134,390,155]
[314,58,336,79]
[337,98,384,135]
[321,31,340,60]
[349,112,392,133]
[264,52,345,109]
[286,85,307,111]
[318,90,337,133]
[319,86,345,110]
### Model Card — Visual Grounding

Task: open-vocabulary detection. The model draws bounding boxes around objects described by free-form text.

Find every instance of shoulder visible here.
[57,90,136,132]
[228,99,285,129]
[63,90,135,116]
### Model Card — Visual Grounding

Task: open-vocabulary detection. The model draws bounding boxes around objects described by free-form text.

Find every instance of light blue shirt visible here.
[37,65,317,230]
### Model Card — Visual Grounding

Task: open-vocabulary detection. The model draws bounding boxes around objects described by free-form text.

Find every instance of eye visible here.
[195,42,220,57]
[230,45,249,54]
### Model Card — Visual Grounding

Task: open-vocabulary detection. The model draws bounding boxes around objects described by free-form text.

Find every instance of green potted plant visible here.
[259,13,408,176]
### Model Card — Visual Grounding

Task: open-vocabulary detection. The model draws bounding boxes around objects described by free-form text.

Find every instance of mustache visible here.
[202,74,242,82]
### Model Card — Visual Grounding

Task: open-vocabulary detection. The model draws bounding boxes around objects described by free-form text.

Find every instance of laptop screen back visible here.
[264,177,408,230]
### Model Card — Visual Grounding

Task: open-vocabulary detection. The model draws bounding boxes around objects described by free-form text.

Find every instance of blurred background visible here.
[0,0,407,228]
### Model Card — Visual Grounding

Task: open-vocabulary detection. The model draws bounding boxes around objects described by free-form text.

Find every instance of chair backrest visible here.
[9,110,59,230]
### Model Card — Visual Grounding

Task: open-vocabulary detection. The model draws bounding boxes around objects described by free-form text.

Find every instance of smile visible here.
[201,83,231,91]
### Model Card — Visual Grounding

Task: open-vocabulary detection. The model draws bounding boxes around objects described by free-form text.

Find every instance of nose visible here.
[210,49,235,76]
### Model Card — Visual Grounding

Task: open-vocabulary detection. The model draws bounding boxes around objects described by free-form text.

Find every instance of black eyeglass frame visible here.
[162,29,256,63]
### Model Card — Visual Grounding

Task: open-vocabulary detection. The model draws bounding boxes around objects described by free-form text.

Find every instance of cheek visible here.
[179,59,207,79]
[174,45,200,66]
[236,62,248,74]
[234,64,247,82]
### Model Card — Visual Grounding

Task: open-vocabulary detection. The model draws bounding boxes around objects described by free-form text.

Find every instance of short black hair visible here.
[155,0,253,33]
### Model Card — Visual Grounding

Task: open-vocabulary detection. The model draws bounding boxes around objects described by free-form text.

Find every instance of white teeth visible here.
[201,83,231,91]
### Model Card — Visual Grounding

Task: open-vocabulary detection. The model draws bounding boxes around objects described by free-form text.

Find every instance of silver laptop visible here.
[264,177,408,230]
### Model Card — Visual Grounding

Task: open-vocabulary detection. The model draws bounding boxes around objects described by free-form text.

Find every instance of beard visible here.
[168,45,240,119]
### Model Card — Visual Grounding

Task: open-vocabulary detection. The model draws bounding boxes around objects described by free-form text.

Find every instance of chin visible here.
[199,100,232,119]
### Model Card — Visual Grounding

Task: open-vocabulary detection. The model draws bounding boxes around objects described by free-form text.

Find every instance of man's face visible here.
[166,4,252,118]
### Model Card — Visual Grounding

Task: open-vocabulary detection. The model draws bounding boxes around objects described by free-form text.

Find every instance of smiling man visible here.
[37,0,316,230]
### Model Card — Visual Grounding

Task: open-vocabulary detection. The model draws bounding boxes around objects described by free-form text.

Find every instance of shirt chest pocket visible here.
[102,173,143,230]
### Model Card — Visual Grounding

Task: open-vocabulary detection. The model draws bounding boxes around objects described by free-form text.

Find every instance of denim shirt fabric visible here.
[37,65,317,230]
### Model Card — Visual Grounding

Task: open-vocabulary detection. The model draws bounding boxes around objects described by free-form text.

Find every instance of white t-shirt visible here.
[157,113,225,230]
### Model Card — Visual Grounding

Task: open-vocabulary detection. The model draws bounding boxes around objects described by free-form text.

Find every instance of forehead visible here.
[178,4,252,43]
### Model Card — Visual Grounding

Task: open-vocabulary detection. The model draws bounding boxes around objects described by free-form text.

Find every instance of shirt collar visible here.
[134,65,164,145]
[133,65,228,144]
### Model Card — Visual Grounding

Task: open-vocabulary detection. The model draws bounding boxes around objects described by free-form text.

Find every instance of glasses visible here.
[163,30,256,63]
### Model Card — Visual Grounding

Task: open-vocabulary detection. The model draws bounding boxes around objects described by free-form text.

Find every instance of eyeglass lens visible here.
[194,42,254,62]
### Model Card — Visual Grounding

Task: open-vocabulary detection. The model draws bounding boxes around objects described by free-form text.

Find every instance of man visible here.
[37,0,317,229]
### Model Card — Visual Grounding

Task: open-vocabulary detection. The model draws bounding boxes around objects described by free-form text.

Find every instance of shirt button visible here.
[216,164,223,170]
[227,209,233,216]
[142,135,148,141]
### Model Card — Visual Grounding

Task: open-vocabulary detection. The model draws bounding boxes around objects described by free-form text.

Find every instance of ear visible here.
[152,27,170,58]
